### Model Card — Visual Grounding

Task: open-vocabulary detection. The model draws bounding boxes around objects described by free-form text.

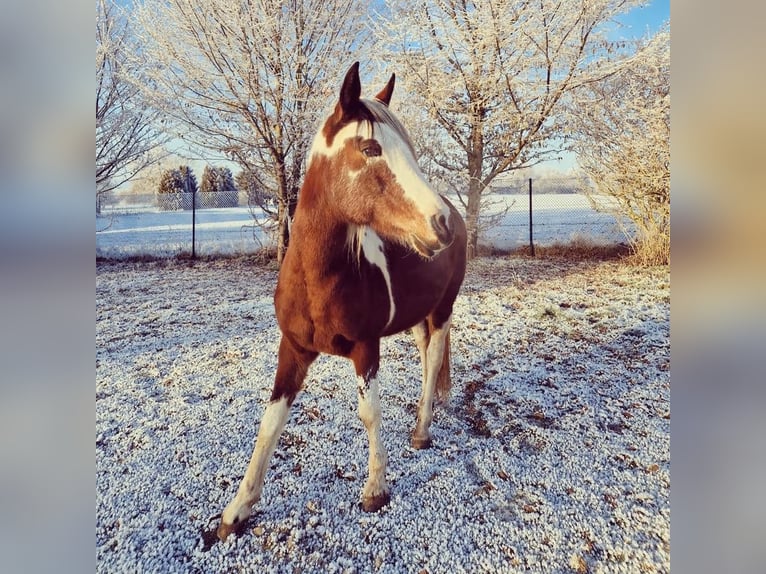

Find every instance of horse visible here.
[216,62,467,541]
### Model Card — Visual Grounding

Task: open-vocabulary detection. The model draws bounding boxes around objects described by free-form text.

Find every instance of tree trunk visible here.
[465,180,481,260]
[275,159,290,265]
[465,119,484,260]
[277,199,289,264]
[276,182,300,265]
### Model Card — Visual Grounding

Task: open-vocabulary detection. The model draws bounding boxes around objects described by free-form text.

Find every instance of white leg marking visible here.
[411,321,429,390]
[357,375,389,506]
[221,397,290,528]
[413,315,452,446]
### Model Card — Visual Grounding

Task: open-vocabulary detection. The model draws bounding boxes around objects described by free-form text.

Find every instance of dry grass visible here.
[628,233,670,267]
[97,238,659,268]
[96,248,280,268]
[504,237,632,261]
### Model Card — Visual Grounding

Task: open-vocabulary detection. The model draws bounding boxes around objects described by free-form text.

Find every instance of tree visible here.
[157,168,183,211]
[568,26,670,265]
[96,0,166,213]
[124,152,190,201]
[131,0,371,263]
[200,165,237,207]
[200,166,235,193]
[374,0,644,258]
[156,165,198,211]
[235,169,269,206]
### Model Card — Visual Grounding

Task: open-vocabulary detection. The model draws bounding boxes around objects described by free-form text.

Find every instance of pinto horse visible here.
[217,62,467,541]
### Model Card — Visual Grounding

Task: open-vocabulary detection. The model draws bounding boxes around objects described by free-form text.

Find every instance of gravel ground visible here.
[96,255,669,573]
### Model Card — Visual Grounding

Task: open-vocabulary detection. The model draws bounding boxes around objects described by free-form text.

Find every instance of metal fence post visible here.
[528,178,534,256]
[191,188,196,259]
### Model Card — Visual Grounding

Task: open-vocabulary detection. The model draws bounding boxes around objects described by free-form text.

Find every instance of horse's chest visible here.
[274,237,395,354]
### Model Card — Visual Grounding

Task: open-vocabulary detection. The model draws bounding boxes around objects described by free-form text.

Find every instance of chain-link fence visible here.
[97,179,633,259]
[156,190,240,211]
[97,190,272,259]
[480,177,634,252]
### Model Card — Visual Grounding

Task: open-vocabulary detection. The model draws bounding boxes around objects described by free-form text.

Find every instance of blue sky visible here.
[112,0,671,184]
[546,0,670,174]
[614,1,670,39]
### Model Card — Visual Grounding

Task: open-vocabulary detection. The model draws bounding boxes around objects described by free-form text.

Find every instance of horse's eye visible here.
[361,142,382,158]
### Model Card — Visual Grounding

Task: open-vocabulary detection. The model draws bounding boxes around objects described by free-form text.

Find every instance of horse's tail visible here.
[434,330,452,406]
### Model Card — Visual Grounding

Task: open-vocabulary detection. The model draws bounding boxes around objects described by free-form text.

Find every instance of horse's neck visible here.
[290,201,353,280]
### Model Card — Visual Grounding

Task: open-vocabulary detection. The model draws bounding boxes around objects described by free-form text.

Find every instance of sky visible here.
[544,0,670,175]
[113,0,671,189]
[615,0,670,39]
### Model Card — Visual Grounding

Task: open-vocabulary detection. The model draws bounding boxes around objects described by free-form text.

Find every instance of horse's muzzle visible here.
[412,214,454,258]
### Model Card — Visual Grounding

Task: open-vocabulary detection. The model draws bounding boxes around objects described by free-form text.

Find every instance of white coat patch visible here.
[349,225,395,328]
[308,100,450,224]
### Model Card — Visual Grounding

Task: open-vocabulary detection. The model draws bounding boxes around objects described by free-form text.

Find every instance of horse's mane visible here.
[345,224,370,270]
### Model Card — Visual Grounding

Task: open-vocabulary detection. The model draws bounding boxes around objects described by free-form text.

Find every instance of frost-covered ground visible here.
[96,256,669,573]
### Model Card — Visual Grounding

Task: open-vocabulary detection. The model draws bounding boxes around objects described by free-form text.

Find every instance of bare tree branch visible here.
[131,0,370,263]
[374,0,644,257]
[96,0,167,212]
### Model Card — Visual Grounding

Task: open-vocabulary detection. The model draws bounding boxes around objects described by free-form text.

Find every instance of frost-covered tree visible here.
[132,0,371,263]
[200,165,237,207]
[178,165,198,193]
[156,165,198,211]
[200,166,235,193]
[375,0,644,258]
[568,26,670,265]
[157,168,183,211]
[96,0,165,213]
[235,169,269,206]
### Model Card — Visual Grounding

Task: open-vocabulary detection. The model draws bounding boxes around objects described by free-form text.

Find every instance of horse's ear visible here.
[374,74,395,106]
[339,62,362,115]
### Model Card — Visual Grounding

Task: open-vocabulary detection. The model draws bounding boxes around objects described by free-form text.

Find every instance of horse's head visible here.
[308,62,454,258]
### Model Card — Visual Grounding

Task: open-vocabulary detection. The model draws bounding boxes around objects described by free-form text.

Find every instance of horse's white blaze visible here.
[308,101,449,225]
[351,225,395,328]
[221,397,290,526]
[309,122,362,159]
[357,375,389,500]
[372,119,449,223]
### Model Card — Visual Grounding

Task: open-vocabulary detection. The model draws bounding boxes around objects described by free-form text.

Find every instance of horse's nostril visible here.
[431,214,453,245]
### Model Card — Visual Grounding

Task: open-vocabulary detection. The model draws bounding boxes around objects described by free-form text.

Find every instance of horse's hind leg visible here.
[412,320,430,394]
[351,341,390,512]
[411,314,452,449]
[217,336,316,541]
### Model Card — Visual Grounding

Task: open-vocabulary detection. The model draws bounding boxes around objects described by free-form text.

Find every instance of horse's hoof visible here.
[216,521,236,542]
[411,434,432,450]
[216,517,248,542]
[361,491,390,512]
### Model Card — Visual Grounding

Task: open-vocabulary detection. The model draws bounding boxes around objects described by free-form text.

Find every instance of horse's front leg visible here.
[217,336,316,541]
[411,314,452,449]
[351,341,390,512]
